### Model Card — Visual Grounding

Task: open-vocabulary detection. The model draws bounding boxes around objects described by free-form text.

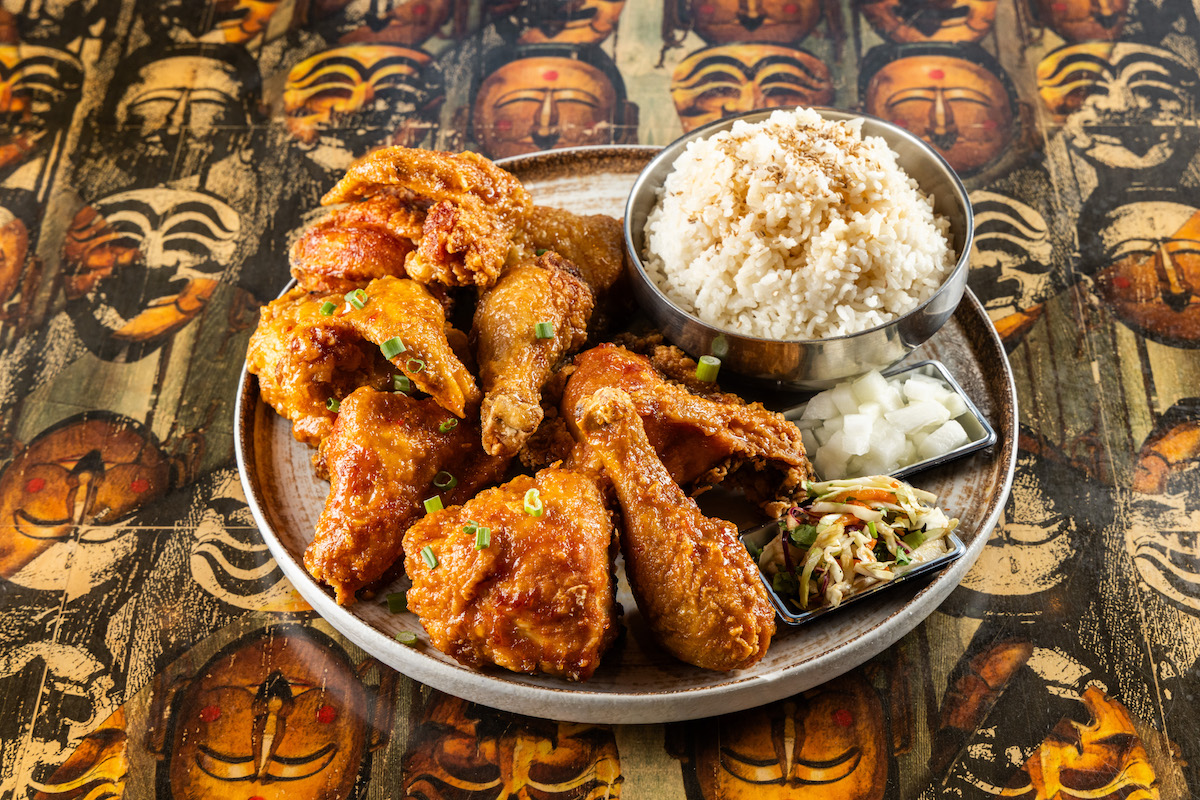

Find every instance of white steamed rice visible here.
[643,108,954,340]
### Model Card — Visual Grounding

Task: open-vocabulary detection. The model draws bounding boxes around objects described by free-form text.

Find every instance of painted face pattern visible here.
[1037,43,1199,171]
[309,0,453,46]
[27,708,128,800]
[0,204,28,308]
[857,0,997,43]
[151,0,287,44]
[968,190,1054,325]
[862,50,1013,175]
[516,0,626,44]
[683,0,822,45]
[402,692,621,799]
[284,45,443,166]
[0,44,82,173]
[0,413,169,583]
[63,188,241,359]
[670,44,833,132]
[1032,0,1126,42]
[472,55,626,157]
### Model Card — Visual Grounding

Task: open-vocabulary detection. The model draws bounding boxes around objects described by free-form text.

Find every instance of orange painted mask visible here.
[518,0,626,43]
[0,44,83,172]
[670,44,833,132]
[856,0,997,42]
[1032,0,1126,42]
[310,0,453,46]
[681,0,822,44]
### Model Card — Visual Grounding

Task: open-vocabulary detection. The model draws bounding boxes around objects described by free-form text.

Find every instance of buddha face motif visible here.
[310,0,453,46]
[670,44,833,132]
[472,55,632,157]
[682,0,822,45]
[517,0,626,44]
[284,45,442,166]
[1033,0,1126,42]
[862,51,1013,175]
[0,413,169,587]
[63,188,241,360]
[968,190,1053,323]
[0,44,83,173]
[1037,43,1198,172]
[161,626,376,799]
[857,0,997,43]
[402,691,622,799]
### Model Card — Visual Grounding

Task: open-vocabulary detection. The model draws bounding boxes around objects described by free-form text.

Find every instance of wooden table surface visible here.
[0,0,1198,797]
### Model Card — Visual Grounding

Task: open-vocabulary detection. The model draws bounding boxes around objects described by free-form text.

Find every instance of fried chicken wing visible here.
[575,387,774,671]
[307,387,510,604]
[290,192,424,293]
[563,344,814,515]
[473,252,593,457]
[246,277,479,445]
[404,467,618,680]
[517,206,627,303]
[322,147,531,288]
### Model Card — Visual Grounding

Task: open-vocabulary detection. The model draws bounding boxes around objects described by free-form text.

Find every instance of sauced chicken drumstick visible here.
[575,387,775,672]
[307,387,510,604]
[563,344,814,516]
[247,277,480,446]
[404,467,618,680]
[322,147,531,288]
[473,251,593,457]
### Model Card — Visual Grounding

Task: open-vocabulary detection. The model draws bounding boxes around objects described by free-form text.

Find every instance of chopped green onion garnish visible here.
[534,321,554,339]
[433,470,457,489]
[326,397,340,412]
[423,496,443,514]
[345,288,367,309]
[319,301,336,316]
[386,591,407,613]
[381,337,406,359]
[395,631,418,645]
[421,545,438,568]
[535,248,547,256]
[696,355,721,382]
[523,488,543,517]
[902,529,928,549]
[462,520,479,536]
[439,418,458,433]
[867,521,878,538]
[475,527,491,549]
[394,375,411,393]
[406,357,426,374]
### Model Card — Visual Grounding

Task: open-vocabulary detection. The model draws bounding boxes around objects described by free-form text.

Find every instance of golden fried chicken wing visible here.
[290,192,424,293]
[404,467,618,680]
[563,344,814,516]
[322,147,531,288]
[246,277,480,445]
[517,206,627,301]
[473,251,593,457]
[307,387,510,604]
[575,387,774,672]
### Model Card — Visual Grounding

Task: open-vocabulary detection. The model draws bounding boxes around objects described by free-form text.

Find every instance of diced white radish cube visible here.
[792,416,819,430]
[856,401,882,420]
[903,374,948,403]
[852,370,890,404]
[941,391,968,418]
[800,428,818,454]
[885,401,951,434]
[902,440,917,464]
[917,420,970,460]
[814,425,834,446]
[814,432,850,478]
[872,421,906,465]
[831,383,859,415]
[842,413,874,456]
[878,382,905,412]
[802,389,837,419]
[823,415,844,433]
[856,456,892,477]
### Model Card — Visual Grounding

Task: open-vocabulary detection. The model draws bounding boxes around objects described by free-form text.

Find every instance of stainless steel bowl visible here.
[623,107,973,390]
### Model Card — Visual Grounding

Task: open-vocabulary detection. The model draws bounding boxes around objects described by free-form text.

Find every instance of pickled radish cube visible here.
[903,374,950,404]
[793,416,819,430]
[852,370,890,403]
[801,389,837,419]
[800,428,818,454]
[856,401,883,420]
[856,456,893,477]
[885,401,951,434]
[872,420,906,465]
[941,391,968,418]
[823,415,845,433]
[902,439,918,464]
[831,383,859,415]
[814,432,850,478]
[917,420,970,460]
[842,413,874,455]
[814,425,834,446]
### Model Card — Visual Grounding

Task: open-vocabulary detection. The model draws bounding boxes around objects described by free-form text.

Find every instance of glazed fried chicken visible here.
[290,191,424,293]
[307,387,510,604]
[246,277,479,446]
[322,147,531,288]
[575,387,774,672]
[404,467,618,680]
[563,344,814,516]
[473,251,594,457]
[516,206,627,312]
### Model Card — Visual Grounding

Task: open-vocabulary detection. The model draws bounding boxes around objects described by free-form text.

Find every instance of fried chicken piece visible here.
[517,206,627,303]
[563,344,813,516]
[575,387,774,671]
[322,147,531,288]
[307,387,510,604]
[246,277,480,446]
[290,192,424,293]
[404,467,618,680]
[473,252,593,457]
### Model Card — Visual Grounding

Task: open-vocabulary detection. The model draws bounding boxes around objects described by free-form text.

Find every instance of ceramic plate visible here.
[235,146,1018,724]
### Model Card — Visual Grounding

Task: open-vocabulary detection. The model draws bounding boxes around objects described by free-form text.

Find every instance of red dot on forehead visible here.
[199,705,221,722]
[542,69,559,81]
[414,2,429,13]
[929,69,945,80]
[316,704,338,724]
[982,118,998,130]
[25,478,45,493]
[1051,1,1066,9]
[783,2,799,11]
[496,119,513,131]
[698,3,715,13]
[1112,276,1131,288]
[130,478,150,493]
[833,708,854,727]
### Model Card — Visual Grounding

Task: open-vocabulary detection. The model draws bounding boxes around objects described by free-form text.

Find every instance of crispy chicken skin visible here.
[575,387,774,671]
[473,252,594,457]
[516,206,627,301]
[247,277,481,445]
[307,387,510,604]
[563,344,814,516]
[404,467,618,680]
[322,147,531,288]
[290,192,424,293]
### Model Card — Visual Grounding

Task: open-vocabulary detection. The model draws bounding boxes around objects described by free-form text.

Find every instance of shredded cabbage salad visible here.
[752,475,959,611]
